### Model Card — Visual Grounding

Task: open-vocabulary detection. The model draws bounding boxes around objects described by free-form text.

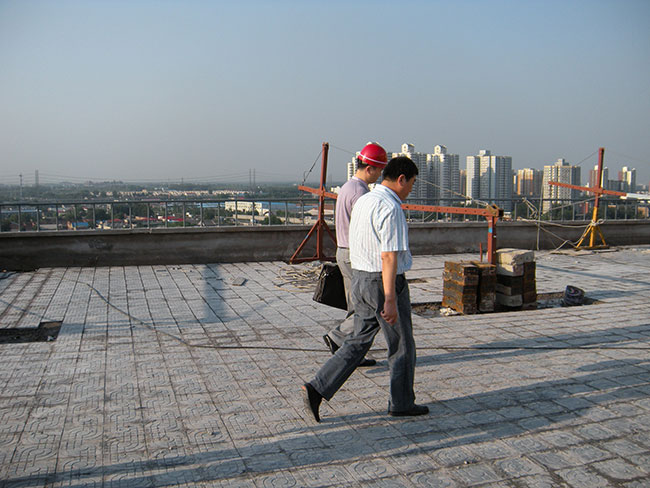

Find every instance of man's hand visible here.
[381,295,398,324]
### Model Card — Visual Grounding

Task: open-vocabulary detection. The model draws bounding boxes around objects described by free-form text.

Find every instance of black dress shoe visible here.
[302,383,322,423]
[389,404,429,417]
[323,335,339,354]
[359,358,377,367]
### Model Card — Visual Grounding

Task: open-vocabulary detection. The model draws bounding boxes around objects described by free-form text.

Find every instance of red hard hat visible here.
[358,142,388,168]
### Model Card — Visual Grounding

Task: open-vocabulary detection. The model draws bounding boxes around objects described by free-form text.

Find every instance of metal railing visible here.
[1,196,648,232]
[0,199,318,232]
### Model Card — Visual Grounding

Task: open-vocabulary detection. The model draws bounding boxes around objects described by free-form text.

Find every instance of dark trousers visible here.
[311,270,416,412]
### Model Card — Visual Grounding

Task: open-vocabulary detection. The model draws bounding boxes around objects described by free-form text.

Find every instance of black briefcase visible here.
[313,263,348,310]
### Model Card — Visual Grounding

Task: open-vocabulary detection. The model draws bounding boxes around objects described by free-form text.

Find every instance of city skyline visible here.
[1,1,649,185]
[341,144,644,212]
[4,143,645,189]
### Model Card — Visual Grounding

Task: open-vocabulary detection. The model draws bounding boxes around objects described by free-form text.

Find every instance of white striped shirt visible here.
[349,184,412,274]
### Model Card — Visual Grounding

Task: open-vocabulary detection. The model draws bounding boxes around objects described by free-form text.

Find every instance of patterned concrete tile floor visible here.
[0,246,649,487]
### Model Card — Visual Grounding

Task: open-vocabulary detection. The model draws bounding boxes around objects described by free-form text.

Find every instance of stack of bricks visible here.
[442,261,496,314]
[474,262,497,312]
[495,248,537,310]
[442,262,478,314]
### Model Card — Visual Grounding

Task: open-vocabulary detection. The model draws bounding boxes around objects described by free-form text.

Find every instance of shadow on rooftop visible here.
[3,358,648,487]
[2,263,649,486]
[537,262,650,288]
[415,323,650,367]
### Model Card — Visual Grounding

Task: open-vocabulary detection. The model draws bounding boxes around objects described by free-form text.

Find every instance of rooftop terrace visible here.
[1,247,649,487]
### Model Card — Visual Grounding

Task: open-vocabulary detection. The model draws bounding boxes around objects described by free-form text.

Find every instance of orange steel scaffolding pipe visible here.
[401,202,502,265]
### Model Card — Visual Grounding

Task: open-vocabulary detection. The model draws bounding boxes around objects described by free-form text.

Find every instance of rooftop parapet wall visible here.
[1,221,650,271]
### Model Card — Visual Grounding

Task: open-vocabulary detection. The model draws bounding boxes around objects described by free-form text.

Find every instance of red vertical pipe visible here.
[487,216,497,265]
[317,143,329,259]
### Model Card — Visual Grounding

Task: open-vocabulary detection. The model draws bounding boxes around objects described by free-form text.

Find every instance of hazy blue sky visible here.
[1,0,649,186]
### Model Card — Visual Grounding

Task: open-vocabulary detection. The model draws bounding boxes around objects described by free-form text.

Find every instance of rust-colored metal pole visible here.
[289,142,336,263]
[316,143,329,258]
[487,215,497,265]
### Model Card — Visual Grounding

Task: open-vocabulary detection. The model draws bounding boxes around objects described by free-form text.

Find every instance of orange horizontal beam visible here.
[401,203,500,217]
[548,181,626,197]
[298,185,501,218]
[297,185,338,200]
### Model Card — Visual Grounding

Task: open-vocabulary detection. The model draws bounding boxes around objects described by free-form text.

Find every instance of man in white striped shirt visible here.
[303,156,429,421]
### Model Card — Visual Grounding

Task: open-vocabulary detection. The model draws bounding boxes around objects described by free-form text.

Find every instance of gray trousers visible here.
[325,247,356,346]
[311,270,416,412]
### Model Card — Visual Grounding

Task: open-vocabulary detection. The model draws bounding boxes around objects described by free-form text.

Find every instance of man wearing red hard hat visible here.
[321,142,388,367]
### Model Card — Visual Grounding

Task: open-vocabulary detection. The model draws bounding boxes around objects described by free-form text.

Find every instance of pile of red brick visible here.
[442,249,537,314]
[442,261,496,314]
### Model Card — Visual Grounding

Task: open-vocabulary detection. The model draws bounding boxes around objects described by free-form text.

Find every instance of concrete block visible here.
[523,291,537,303]
[523,262,536,279]
[524,281,537,293]
[496,263,524,276]
[497,248,535,265]
[496,273,535,295]
[496,293,523,307]
[496,283,523,296]
[495,302,521,312]
[497,274,523,286]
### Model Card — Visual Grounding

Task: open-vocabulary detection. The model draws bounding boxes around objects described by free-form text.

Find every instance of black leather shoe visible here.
[323,335,339,354]
[359,358,377,367]
[389,404,429,417]
[302,383,322,423]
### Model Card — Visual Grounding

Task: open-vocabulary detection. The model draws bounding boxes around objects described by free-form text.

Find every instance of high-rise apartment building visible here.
[515,168,543,197]
[588,165,609,190]
[391,143,461,205]
[392,143,431,201]
[466,150,513,210]
[347,157,358,181]
[428,145,460,205]
[466,155,481,202]
[542,158,581,212]
[608,179,625,192]
[619,166,637,192]
[459,169,467,198]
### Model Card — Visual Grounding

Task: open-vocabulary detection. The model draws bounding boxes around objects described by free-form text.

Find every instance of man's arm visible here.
[380,251,398,324]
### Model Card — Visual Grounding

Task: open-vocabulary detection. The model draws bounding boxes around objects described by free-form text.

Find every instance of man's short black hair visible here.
[355,158,370,170]
[382,156,418,181]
